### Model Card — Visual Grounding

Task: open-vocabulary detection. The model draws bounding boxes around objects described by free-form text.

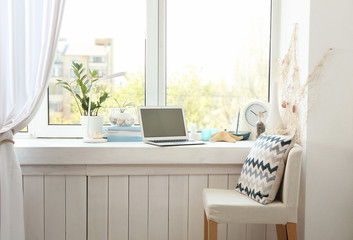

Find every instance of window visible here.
[31,0,271,137]
[47,0,146,126]
[166,0,271,129]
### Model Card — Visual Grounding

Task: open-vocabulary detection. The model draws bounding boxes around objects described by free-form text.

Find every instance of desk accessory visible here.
[256,111,265,138]
[243,100,268,140]
[232,109,251,140]
[209,131,243,143]
[244,100,269,128]
[233,131,250,140]
[107,136,142,142]
[84,72,126,143]
[201,128,218,141]
[236,109,240,134]
[56,62,113,139]
[266,81,284,133]
[105,125,142,142]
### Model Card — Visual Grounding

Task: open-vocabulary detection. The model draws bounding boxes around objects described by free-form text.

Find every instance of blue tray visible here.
[231,131,251,140]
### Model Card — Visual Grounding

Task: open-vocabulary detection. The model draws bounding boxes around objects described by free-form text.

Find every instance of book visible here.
[106,131,141,137]
[107,136,142,142]
[104,125,141,132]
[104,125,142,142]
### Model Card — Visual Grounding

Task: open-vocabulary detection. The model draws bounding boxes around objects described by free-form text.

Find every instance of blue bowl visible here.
[232,131,251,140]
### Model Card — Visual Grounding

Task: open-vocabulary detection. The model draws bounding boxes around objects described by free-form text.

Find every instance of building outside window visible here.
[90,56,106,63]
[33,0,271,136]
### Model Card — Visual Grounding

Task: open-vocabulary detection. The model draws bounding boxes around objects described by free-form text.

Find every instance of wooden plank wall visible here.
[23,172,277,240]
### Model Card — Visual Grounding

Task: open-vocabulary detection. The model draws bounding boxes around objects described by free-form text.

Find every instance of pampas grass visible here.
[273,24,332,145]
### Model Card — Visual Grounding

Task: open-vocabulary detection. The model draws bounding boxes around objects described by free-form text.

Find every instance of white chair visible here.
[203,145,302,240]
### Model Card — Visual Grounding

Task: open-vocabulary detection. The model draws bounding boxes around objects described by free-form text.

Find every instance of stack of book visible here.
[104,125,142,142]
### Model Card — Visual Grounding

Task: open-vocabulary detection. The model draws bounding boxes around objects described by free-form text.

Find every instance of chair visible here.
[203,145,302,240]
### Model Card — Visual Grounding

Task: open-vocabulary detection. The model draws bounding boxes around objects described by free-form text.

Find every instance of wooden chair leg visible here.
[286,223,298,240]
[204,210,208,240]
[208,219,218,240]
[276,224,287,240]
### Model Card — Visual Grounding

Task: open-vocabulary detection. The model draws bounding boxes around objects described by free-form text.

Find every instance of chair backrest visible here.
[279,145,303,208]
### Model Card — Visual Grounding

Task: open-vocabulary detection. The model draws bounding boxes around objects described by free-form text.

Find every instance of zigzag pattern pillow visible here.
[235,134,295,204]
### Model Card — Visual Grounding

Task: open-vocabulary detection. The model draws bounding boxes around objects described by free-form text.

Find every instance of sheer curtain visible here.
[0,0,65,239]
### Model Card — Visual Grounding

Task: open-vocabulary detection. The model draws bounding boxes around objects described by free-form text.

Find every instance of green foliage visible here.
[52,65,267,128]
[52,55,267,129]
[112,99,135,113]
[167,65,218,129]
[56,61,110,116]
[167,62,268,130]
[100,71,145,124]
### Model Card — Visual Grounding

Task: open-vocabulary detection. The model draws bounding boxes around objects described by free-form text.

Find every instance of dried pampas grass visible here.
[274,24,331,145]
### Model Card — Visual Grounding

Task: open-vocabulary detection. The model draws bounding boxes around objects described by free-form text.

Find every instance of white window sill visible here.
[14,139,254,165]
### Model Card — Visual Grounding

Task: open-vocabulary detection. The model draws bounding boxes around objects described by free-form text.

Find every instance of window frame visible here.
[25,0,276,138]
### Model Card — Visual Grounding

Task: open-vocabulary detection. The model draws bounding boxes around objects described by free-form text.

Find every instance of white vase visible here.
[81,115,104,138]
[266,81,284,133]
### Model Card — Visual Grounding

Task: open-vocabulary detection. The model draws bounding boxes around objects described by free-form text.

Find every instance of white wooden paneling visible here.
[209,174,229,240]
[88,176,108,240]
[22,165,86,176]
[66,176,87,240]
[169,175,188,240]
[188,175,208,240]
[227,174,246,240]
[247,224,266,240]
[148,175,169,240]
[45,176,66,240]
[22,164,243,176]
[129,175,148,240]
[23,176,44,240]
[266,224,277,240]
[109,176,129,240]
[87,164,242,176]
[21,164,278,240]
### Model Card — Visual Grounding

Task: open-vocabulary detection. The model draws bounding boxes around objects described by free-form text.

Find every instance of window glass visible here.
[19,127,28,133]
[48,0,146,124]
[166,0,271,129]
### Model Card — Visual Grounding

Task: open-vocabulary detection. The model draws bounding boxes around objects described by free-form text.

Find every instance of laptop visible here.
[138,106,205,147]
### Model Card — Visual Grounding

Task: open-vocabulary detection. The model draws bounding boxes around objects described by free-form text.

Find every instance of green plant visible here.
[56,61,109,116]
[112,98,135,113]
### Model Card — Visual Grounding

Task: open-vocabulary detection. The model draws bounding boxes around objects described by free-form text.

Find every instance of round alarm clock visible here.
[243,100,269,128]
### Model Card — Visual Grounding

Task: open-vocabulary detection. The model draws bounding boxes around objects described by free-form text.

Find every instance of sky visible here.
[59,0,271,83]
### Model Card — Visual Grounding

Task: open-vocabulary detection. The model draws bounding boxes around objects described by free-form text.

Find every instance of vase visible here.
[266,81,284,133]
[81,115,104,138]
[108,107,136,126]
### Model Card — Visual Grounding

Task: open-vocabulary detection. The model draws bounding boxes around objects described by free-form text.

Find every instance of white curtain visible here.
[0,0,65,239]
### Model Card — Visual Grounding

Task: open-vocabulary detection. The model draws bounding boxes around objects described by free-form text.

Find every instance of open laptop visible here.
[138,106,204,147]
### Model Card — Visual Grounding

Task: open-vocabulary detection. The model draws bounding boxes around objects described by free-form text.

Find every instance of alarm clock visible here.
[243,100,269,128]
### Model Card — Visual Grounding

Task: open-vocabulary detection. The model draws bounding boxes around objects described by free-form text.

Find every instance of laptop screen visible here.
[139,107,187,139]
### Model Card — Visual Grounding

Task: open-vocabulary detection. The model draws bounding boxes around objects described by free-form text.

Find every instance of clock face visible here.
[244,102,269,128]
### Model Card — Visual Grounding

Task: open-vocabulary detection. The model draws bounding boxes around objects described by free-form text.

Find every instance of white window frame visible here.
[29,0,166,137]
[23,0,277,138]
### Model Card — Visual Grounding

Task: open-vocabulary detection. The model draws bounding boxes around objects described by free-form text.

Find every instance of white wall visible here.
[274,0,310,239]
[278,0,353,239]
[305,0,353,239]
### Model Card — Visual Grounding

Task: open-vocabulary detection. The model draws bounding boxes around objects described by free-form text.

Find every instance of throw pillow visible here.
[235,133,295,204]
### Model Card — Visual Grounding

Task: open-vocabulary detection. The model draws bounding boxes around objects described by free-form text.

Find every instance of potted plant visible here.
[108,99,136,126]
[56,61,109,136]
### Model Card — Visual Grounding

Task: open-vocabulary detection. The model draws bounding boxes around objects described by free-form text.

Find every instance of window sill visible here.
[14,139,254,165]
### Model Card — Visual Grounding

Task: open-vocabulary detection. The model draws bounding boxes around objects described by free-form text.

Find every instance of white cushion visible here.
[203,188,291,224]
